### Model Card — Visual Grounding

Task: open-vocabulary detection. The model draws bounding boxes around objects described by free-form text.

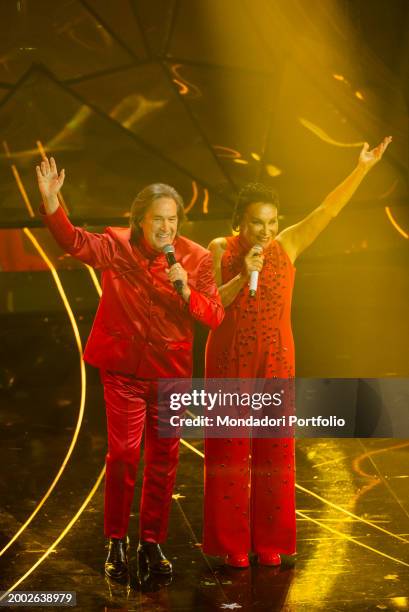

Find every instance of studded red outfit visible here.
[203,234,296,557]
[41,205,224,542]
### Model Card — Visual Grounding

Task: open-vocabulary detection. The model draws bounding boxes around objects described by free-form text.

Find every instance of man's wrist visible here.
[42,194,60,214]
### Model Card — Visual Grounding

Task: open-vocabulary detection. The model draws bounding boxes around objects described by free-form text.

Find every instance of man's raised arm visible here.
[36,157,114,268]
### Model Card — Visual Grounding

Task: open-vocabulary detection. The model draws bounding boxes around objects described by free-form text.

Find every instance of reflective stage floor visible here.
[0,376,408,611]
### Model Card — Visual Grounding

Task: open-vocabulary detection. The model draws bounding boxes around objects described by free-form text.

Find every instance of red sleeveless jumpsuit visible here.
[203,235,296,556]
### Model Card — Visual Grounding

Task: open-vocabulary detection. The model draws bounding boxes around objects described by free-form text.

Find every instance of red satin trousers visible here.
[203,437,296,556]
[101,371,180,542]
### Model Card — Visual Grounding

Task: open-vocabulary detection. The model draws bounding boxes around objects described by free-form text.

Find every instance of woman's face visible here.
[240,202,279,248]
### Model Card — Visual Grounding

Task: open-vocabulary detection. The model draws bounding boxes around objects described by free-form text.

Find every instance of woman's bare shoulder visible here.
[208,236,228,253]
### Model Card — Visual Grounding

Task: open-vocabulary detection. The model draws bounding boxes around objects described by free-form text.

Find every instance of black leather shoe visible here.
[137,541,172,575]
[105,537,129,580]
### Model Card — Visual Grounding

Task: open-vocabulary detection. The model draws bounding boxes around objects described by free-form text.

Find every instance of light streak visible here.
[169,64,201,98]
[0,152,86,557]
[173,79,188,95]
[0,467,106,601]
[2,237,103,582]
[295,481,409,544]
[299,118,364,147]
[85,264,102,297]
[1,147,101,596]
[353,441,409,475]
[0,228,87,557]
[3,141,35,217]
[212,145,241,159]
[202,188,209,214]
[110,95,166,130]
[332,74,365,102]
[352,440,409,505]
[183,181,199,214]
[385,206,409,239]
[296,510,409,568]
[180,439,205,459]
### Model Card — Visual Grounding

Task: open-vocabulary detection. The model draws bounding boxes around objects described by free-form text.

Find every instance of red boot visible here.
[225,553,250,568]
[257,552,281,566]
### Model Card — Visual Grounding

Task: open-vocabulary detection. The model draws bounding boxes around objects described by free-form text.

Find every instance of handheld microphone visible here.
[163,244,184,295]
[249,244,263,297]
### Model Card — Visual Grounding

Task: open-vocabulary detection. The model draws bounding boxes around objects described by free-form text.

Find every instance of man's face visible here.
[240,202,278,247]
[139,197,178,251]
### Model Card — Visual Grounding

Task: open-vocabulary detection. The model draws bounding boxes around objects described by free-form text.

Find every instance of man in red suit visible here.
[36,157,224,580]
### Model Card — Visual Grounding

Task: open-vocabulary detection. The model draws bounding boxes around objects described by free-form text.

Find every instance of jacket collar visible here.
[136,235,180,262]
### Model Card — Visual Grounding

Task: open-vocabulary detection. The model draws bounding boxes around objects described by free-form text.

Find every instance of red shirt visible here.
[41,206,224,378]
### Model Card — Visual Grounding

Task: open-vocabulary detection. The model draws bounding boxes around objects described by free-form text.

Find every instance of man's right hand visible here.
[241,246,264,279]
[36,157,65,213]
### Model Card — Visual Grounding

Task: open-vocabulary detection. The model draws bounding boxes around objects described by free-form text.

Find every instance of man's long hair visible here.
[130,183,186,242]
[232,183,279,231]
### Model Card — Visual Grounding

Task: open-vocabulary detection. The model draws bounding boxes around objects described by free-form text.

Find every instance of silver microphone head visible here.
[162,244,175,255]
[253,244,263,254]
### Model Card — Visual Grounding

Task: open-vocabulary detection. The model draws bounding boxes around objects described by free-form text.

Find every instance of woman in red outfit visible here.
[203,137,392,568]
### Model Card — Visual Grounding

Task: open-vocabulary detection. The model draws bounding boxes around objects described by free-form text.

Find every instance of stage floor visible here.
[0,379,408,611]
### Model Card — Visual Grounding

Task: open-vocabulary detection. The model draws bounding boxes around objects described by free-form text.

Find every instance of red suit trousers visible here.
[101,371,180,542]
[203,437,296,556]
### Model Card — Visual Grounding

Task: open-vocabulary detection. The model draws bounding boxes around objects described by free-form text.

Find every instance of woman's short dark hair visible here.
[130,183,186,242]
[232,183,279,231]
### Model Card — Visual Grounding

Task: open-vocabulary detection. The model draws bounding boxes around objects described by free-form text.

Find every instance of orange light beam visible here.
[202,188,209,214]
[0,154,87,557]
[0,228,87,558]
[212,145,241,159]
[298,118,364,148]
[0,467,105,600]
[295,481,409,544]
[173,79,189,95]
[85,265,102,297]
[184,181,198,214]
[3,141,35,218]
[170,64,201,97]
[385,206,409,239]
[296,510,409,568]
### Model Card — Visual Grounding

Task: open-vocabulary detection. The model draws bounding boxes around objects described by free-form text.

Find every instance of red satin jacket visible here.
[41,206,224,378]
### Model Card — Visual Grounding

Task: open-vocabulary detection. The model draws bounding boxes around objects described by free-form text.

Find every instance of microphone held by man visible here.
[163,244,185,296]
